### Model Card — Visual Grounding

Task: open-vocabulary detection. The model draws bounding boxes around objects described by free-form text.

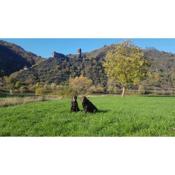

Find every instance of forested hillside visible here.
[0,40,43,76]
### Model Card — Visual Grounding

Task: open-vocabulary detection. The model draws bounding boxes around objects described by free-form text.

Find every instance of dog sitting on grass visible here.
[71,96,80,112]
[82,96,97,113]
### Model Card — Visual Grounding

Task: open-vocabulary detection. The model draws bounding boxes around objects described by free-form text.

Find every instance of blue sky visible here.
[2,38,175,58]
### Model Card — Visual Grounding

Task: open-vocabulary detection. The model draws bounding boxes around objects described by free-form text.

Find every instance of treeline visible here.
[0,75,105,97]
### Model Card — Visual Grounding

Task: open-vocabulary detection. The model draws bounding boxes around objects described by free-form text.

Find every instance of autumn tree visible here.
[69,75,93,95]
[35,83,44,96]
[103,41,149,96]
[4,76,17,94]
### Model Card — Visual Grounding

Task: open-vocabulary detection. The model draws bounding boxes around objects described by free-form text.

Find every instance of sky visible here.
[2,38,175,58]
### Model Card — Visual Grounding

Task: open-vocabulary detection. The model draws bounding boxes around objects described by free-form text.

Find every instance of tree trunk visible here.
[9,89,13,95]
[121,87,125,97]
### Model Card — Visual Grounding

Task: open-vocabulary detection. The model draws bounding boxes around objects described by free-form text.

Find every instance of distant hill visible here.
[12,52,107,86]
[85,44,117,58]
[143,48,175,89]
[0,40,43,76]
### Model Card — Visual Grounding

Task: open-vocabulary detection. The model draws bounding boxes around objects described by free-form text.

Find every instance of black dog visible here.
[82,96,97,113]
[71,96,80,112]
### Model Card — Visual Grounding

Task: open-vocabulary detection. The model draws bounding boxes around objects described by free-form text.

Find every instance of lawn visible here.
[0,95,175,136]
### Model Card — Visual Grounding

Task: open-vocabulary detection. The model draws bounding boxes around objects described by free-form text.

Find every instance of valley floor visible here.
[0,96,175,136]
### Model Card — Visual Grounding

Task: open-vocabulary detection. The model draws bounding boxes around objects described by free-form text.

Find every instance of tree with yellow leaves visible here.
[103,41,149,96]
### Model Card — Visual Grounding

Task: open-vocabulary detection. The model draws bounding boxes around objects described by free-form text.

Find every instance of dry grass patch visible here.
[0,96,47,107]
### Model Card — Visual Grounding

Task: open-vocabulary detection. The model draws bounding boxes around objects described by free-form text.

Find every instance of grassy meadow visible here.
[0,95,175,136]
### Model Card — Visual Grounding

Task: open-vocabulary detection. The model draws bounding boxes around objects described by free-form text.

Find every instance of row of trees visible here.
[1,75,104,96]
[35,77,105,96]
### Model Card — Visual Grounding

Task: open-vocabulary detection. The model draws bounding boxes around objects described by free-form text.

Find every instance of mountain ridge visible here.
[0,40,43,76]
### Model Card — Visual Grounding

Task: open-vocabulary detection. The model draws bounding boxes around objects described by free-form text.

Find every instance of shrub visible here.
[19,86,28,94]
[51,85,74,97]
[88,85,105,94]
[138,85,145,95]
[35,87,44,96]
[69,75,92,95]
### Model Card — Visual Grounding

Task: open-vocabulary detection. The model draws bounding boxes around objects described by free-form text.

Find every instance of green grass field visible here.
[0,95,175,136]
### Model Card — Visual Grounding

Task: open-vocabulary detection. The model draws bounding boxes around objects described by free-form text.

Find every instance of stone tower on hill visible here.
[77,48,82,58]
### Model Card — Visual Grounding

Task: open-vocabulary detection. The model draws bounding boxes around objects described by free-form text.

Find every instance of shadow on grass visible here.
[74,109,110,113]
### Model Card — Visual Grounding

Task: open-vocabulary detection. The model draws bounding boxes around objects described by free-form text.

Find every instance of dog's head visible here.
[81,96,88,103]
[72,96,77,101]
